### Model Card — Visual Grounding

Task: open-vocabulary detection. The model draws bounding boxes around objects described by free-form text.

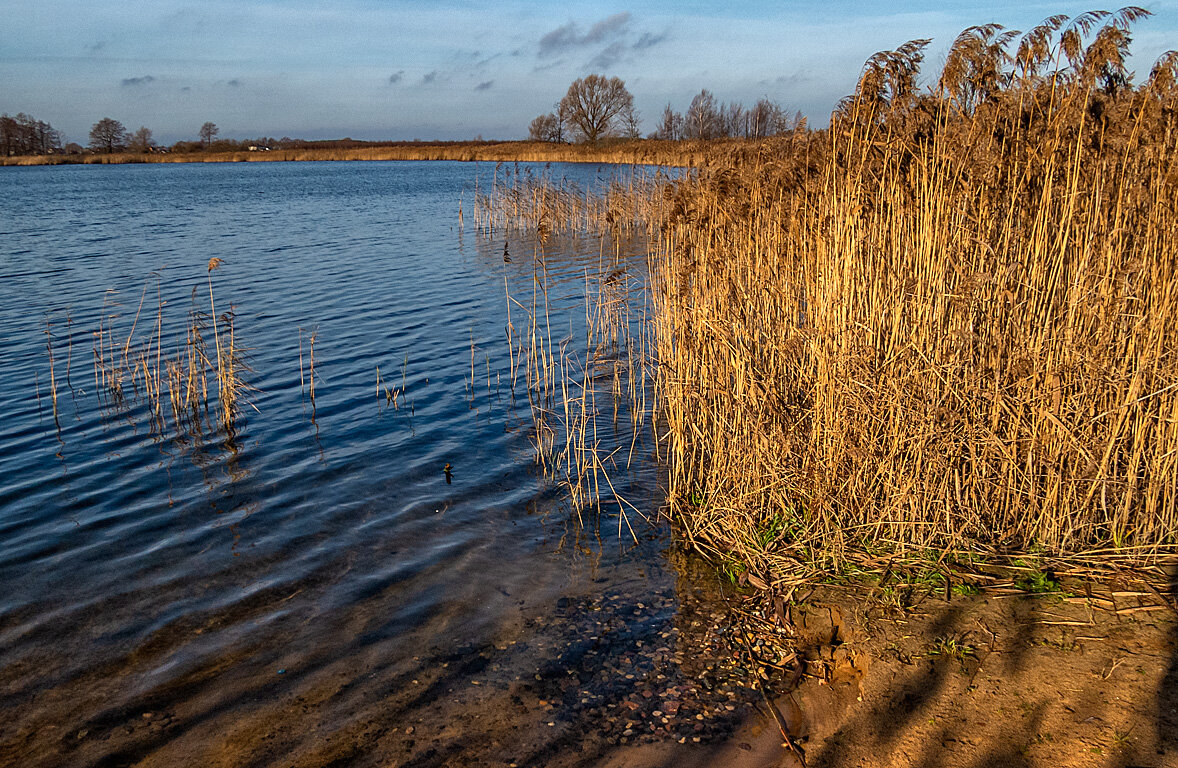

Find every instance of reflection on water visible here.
[0,161,747,767]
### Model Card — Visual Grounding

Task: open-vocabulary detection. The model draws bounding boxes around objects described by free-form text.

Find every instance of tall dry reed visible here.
[486,215,657,537]
[653,9,1178,577]
[483,10,1178,578]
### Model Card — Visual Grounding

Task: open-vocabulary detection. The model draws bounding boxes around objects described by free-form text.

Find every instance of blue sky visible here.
[2,1,1175,144]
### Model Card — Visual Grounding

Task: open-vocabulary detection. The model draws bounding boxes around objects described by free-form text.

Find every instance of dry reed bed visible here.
[489,11,1178,581]
[0,139,740,168]
[471,166,673,532]
[469,164,676,238]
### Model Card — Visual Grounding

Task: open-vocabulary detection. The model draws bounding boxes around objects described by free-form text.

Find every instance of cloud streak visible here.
[120,75,155,86]
[537,13,669,69]
[634,31,668,50]
[589,42,626,69]
[539,13,631,57]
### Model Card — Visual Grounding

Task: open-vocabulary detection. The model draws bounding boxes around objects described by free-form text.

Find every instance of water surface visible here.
[0,160,753,768]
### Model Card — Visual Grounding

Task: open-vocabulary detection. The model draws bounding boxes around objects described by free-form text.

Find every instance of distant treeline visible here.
[650,93,805,140]
[167,136,506,154]
[528,76,804,143]
[0,114,511,159]
[1,113,63,156]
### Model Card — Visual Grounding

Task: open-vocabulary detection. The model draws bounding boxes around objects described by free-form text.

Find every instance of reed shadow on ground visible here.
[1157,565,1178,766]
[797,584,1178,768]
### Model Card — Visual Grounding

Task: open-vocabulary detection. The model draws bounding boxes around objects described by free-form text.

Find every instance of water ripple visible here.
[0,160,664,767]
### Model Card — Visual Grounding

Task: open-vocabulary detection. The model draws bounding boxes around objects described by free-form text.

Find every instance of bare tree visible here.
[529,113,561,142]
[621,104,642,139]
[89,117,128,154]
[748,98,782,138]
[559,74,634,143]
[722,102,747,138]
[129,126,155,153]
[651,104,682,140]
[199,121,219,148]
[685,89,721,139]
[786,110,805,134]
[1,112,62,156]
[552,101,572,143]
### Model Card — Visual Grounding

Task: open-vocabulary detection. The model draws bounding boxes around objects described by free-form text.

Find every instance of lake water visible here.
[0,161,757,767]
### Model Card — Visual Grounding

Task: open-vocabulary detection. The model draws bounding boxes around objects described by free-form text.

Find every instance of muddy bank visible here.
[358,562,1178,768]
[778,570,1178,768]
[3,550,1173,767]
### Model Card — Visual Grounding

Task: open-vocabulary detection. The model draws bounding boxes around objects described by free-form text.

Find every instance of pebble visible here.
[398,586,783,749]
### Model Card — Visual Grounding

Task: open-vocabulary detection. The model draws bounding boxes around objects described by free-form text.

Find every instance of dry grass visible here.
[0,139,749,168]
[484,12,1178,580]
[87,267,250,440]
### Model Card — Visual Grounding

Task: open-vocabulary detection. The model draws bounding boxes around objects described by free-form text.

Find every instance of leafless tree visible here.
[529,113,562,142]
[559,74,634,143]
[89,117,128,154]
[748,99,782,138]
[129,126,155,153]
[685,89,721,139]
[621,104,642,139]
[1,113,62,156]
[721,101,747,137]
[199,121,219,148]
[651,104,682,140]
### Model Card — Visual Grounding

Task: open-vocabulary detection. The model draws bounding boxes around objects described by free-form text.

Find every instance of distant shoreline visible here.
[0,138,765,168]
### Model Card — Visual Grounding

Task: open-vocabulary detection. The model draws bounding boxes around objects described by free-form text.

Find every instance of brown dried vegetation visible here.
[491,10,1178,579]
[88,266,250,441]
[0,139,722,168]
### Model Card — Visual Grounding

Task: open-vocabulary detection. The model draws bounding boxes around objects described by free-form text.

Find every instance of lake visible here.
[0,161,758,767]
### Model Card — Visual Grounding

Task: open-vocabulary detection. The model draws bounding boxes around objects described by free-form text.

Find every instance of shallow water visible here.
[0,160,759,767]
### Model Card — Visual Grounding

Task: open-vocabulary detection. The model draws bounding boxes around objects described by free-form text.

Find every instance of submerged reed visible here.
[85,265,251,440]
[487,216,656,538]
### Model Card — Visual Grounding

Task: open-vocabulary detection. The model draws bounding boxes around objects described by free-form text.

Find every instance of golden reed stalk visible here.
[484,12,1178,577]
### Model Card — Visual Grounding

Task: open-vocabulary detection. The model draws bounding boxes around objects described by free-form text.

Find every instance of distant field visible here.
[0,139,732,168]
